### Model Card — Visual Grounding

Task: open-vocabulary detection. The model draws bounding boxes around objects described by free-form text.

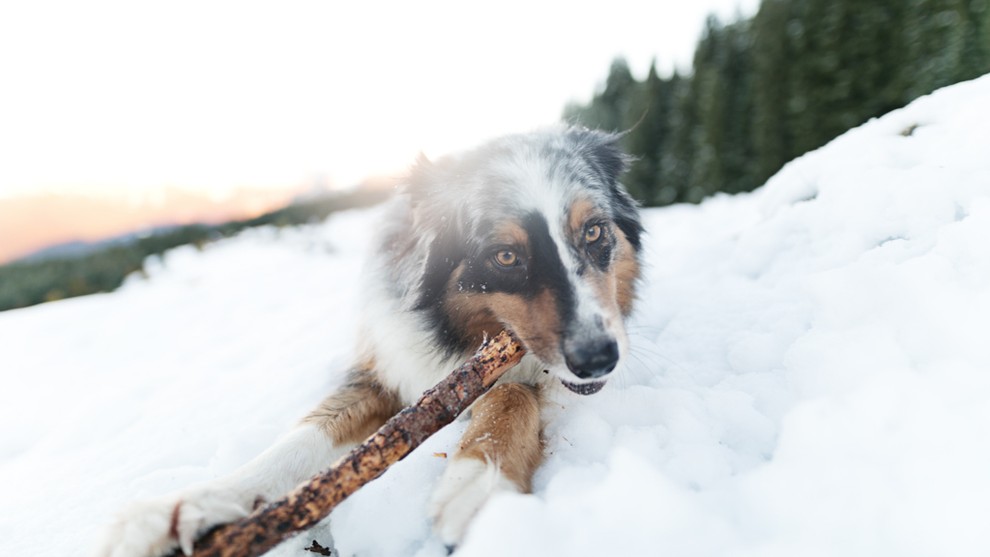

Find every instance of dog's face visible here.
[410,128,642,394]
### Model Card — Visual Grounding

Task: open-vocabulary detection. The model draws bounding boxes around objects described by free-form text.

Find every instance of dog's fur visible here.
[96,127,642,557]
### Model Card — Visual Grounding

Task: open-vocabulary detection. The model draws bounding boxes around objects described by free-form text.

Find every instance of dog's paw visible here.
[428,457,520,547]
[94,488,251,557]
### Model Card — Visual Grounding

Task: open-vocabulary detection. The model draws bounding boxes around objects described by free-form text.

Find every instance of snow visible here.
[3,74,990,557]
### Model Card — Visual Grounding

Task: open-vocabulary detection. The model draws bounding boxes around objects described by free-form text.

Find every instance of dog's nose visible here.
[563,337,619,379]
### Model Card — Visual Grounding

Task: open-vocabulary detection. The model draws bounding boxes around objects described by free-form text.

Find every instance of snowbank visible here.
[2,74,989,557]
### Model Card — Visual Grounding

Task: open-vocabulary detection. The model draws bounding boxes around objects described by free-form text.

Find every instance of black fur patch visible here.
[613,210,643,252]
[521,212,576,329]
[585,224,614,272]
[415,224,468,355]
[450,212,577,338]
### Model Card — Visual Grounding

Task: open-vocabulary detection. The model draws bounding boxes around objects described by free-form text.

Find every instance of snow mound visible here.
[2,74,990,557]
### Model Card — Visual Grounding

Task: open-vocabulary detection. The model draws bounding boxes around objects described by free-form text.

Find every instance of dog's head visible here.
[408,127,642,394]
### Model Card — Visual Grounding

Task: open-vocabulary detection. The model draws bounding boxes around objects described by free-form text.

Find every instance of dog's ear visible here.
[568,128,631,189]
[407,152,465,235]
[590,133,631,190]
[415,220,461,306]
[407,153,468,314]
[413,198,469,356]
[407,152,447,208]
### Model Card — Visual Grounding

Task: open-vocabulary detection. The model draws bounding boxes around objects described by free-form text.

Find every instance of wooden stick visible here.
[179,330,525,557]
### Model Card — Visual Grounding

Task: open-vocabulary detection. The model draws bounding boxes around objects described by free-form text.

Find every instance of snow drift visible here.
[2,74,990,557]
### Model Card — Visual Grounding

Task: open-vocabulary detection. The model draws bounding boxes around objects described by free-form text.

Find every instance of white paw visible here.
[94,487,252,557]
[428,458,520,547]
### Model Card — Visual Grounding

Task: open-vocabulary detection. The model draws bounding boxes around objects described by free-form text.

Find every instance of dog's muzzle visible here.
[560,334,618,395]
[563,336,619,379]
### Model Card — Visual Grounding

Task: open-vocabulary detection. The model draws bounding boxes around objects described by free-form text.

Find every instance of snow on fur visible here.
[2,74,990,557]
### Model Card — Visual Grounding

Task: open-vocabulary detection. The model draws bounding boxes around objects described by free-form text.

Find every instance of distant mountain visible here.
[0,186,300,264]
[16,240,94,263]
[15,225,180,264]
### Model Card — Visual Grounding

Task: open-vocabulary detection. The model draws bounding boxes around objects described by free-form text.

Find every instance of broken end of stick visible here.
[478,329,526,387]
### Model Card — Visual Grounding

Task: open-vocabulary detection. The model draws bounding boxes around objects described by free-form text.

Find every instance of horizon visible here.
[0,186,306,264]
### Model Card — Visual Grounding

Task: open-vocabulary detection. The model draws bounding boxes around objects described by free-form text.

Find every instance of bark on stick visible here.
[179,330,525,557]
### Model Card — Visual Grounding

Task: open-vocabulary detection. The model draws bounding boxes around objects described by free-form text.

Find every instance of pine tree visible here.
[658,71,701,204]
[917,0,990,93]
[954,0,990,84]
[752,0,793,184]
[656,72,693,205]
[563,0,990,208]
[685,17,759,199]
[711,19,758,194]
[563,57,637,133]
[688,16,727,201]
[624,61,672,204]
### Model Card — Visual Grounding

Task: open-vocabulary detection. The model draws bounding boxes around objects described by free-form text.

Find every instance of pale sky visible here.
[0,0,758,199]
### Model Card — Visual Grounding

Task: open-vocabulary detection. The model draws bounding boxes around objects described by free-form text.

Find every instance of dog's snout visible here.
[563,337,619,379]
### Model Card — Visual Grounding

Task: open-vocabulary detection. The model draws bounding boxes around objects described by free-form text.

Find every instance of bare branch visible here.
[177,330,525,557]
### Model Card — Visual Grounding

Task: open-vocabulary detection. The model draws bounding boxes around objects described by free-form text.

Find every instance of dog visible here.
[96,127,643,556]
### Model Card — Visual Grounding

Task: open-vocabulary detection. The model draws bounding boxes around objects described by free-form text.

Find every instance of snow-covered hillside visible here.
[3,75,990,557]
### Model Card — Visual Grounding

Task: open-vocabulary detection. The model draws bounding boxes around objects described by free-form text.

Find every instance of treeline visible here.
[0,186,391,312]
[565,0,990,206]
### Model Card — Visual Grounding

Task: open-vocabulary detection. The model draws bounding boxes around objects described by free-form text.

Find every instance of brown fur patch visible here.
[492,221,529,247]
[612,230,640,316]
[444,284,563,365]
[455,383,543,491]
[441,263,502,345]
[568,197,598,239]
[569,195,640,319]
[580,224,640,324]
[484,290,562,363]
[169,501,181,540]
[301,367,403,446]
[587,265,622,326]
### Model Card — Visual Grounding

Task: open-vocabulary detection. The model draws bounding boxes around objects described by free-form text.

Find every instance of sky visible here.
[0,0,758,200]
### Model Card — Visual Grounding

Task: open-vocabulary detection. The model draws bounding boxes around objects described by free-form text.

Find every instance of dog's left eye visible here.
[493,249,519,268]
[584,224,603,244]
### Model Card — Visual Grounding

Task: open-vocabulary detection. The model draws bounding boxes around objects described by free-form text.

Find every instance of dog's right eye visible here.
[493,249,519,268]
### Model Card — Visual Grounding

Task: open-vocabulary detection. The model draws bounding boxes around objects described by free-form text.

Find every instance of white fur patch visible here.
[357,249,464,404]
[360,296,462,404]
[94,487,251,557]
[429,457,521,546]
[94,425,342,557]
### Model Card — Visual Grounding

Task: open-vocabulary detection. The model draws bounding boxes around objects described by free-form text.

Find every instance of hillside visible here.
[1,75,989,556]
[0,186,391,312]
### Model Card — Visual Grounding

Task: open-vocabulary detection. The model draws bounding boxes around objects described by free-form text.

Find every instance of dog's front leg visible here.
[430,382,543,547]
[96,370,400,557]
